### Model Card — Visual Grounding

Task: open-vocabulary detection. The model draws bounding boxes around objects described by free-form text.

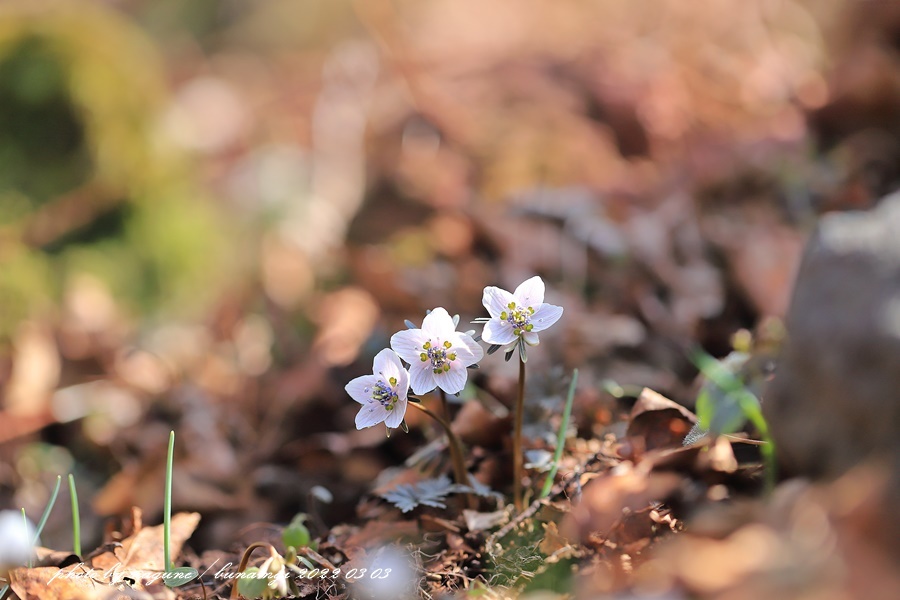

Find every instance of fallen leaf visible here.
[9,566,106,600]
[626,388,697,452]
[91,512,200,572]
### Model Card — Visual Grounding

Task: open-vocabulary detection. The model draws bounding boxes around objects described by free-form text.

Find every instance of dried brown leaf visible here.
[626,388,697,452]
[9,566,106,600]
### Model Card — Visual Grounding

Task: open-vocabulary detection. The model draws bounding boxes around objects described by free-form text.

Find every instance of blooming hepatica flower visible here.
[481,276,563,346]
[346,349,410,430]
[390,307,484,395]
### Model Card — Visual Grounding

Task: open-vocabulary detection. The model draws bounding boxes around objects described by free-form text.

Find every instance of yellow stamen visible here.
[389,377,397,385]
[423,341,431,350]
[420,353,428,362]
[528,306,535,314]
[448,353,457,361]
[525,324,534,332]
[508,302,516,309]
[443,340,452,349]
[443,363,450,372]
[501,311,508,320]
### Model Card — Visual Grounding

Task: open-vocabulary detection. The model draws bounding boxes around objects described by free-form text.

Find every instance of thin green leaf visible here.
[34,475,62,544]
[541,369,578,498]
[68,474,80,556]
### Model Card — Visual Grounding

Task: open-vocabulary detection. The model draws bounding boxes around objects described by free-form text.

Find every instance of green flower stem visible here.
[164,430,174,572]
[409,401,475,508]
[68,474,80,556]
[513,356,526,512]
[540,369,578,499]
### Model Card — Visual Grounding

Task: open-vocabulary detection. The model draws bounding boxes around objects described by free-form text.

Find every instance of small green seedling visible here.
[282,514,311,549]
[163,431,199,588]
[236,567,269,599]
[692,349,776,493]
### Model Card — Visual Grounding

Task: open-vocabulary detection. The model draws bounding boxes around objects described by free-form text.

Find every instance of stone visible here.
[766,193,900,479]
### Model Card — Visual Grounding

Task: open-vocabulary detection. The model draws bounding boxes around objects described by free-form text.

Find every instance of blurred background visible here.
[1,0,898,554]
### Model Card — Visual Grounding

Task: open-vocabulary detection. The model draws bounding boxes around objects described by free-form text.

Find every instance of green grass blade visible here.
[34,475,62,545]
[540,369,578,499]
[68,474,80,556]
[165,430,174,572]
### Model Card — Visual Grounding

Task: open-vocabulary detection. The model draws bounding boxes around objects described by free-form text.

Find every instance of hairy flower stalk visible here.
[480,276,563,511]
[408,400,474,507]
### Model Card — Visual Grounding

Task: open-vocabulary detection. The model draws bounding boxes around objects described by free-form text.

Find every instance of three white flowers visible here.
[346,277,563,431]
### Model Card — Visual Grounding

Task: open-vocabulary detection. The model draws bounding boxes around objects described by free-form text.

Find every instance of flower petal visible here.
[530,303,563,332]
[422,307,455,338]
[390,329,427,364]
[482,286,515,318]
[394,364,410,398]
[409,363,437,395]
[482,319,517,345]
[514,276,545,309]
[384,398,407,429]
[458,333,484,364]
[355,403,389,429]
[374,348,404,380]
[435,363,468,395]
[523,331,540,346]
[345,375,379,404]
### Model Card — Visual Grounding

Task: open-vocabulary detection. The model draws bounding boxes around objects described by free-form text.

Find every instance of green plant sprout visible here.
[282,513,311,549]
[692,350,777,494]
[162,431,199,588]
[68,474,80,557]
[540,369,578,499]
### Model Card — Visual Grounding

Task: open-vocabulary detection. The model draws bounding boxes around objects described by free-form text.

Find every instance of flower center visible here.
[371,378,399,410]
[501,302,535,336]
[418,340,458,374]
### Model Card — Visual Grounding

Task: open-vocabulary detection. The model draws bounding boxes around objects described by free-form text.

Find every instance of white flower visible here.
[0,510,36,566]
[481,276,563,346]
[259,550,291,598]
[346,349,410,430]
[390,307,484,395]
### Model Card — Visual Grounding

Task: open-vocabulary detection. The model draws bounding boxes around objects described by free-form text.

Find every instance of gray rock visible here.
[766,191,900,483]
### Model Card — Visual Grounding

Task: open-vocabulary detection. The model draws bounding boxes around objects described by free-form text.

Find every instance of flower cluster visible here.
[346,277,563,432]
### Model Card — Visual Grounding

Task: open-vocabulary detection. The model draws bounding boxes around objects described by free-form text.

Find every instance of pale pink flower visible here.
[390,308,483,395]
[346,349,410,430]
[481,276,563,346]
